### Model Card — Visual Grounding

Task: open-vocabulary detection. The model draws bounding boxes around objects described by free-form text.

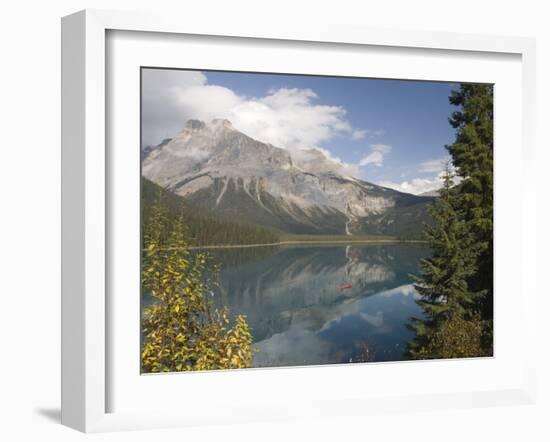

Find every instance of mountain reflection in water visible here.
[208,244,430,367]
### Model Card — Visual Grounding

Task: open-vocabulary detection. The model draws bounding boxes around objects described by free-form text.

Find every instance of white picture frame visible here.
[61,9,538,433]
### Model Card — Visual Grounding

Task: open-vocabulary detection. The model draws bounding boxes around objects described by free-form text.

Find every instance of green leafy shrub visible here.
[412,312,491,360]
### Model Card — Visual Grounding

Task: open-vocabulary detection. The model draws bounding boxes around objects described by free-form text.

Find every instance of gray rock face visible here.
[142,120,431,236]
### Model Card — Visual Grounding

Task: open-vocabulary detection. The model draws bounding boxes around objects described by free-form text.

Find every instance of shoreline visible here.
[187,239,428,250]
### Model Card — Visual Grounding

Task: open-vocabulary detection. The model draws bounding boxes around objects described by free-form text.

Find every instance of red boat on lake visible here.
[337,284,353,291]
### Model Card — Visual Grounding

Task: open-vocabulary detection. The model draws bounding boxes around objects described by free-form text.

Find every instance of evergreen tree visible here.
[408,165,484,359]
[447,84,494,320]
[408,83,494,359]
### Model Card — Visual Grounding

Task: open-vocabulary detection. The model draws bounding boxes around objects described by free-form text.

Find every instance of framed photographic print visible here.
[139,67,491,372]
[61,9,537,432]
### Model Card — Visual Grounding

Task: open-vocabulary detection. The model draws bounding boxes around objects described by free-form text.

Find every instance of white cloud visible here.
[352,129,367,140]
[350,128,384,140]
[229,88,353,151]
[370,143,392,154]
[377,156,459,195]
[141,69,209,147]
[379,169,460,196]
[378,176,444,195]
[418,158,448,173]
[359,151,384,167]
[312,147,360,177]
[142,70,368,167]
[174,84,242,122]
[358,143,392,167]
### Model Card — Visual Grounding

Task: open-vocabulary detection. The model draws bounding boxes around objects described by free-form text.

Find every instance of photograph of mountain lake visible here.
[140,68,494,373]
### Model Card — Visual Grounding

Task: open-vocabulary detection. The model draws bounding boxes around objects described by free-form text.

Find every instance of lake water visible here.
[208,244,430,368]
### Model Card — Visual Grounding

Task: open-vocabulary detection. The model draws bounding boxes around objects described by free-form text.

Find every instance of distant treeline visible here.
[142,178,280,246]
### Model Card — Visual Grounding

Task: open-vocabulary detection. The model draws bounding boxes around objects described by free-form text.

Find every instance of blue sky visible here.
[142,68,459,194]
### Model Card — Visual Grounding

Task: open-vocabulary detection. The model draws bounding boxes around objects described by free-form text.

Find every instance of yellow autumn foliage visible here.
[141,195,253,373]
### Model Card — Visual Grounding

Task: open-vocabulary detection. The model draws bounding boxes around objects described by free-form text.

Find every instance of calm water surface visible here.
[208,244,430,368]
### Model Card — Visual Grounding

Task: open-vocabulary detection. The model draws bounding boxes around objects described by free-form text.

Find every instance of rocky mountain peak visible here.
[142,121,432,236]
[183,118,233,133]
[211,118,233,128]
[185,119,206,130]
